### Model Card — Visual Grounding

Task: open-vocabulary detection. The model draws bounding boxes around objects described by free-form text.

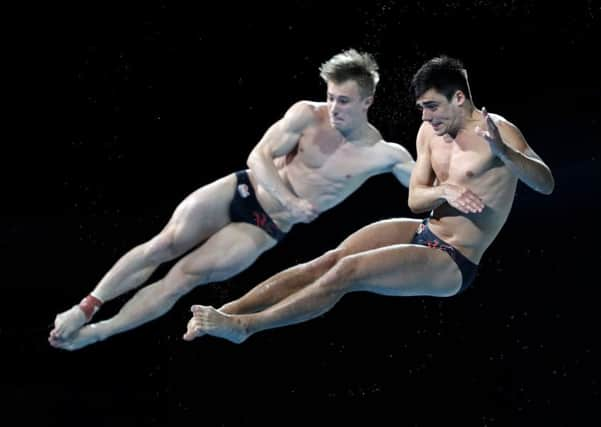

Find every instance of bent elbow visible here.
[541,179,555,195]
[407,198,425,214]
[410,206,427,215]
[246,150,261,170]
[539,172,555,195]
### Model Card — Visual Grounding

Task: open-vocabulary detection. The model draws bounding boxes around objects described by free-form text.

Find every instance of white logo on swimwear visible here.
[237,184,250,198]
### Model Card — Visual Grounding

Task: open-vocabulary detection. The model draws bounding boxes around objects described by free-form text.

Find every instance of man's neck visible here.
[447,106,479,139]
[341,120,370,143]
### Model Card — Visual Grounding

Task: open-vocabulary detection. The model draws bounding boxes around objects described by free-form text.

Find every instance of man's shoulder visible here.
[488,112,508,123]
[287,100,327,120]
[289,100,326,114]
[416,122,435,146]
[283,101,324,128]
[377,140,414,163]
[485,112,524,143]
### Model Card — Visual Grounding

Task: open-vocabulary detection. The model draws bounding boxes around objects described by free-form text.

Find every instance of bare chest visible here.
[288,128,389,180]
[430,135,496,184]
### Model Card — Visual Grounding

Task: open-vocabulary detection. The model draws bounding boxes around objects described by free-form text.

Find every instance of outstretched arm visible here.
[476,108,555,195]
[388,142,415,188]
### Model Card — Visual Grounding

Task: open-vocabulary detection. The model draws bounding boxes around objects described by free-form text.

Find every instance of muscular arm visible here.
[388,142,415,188]
[247,101,315,206]
[407,124,447,213]
[480,113,554,195]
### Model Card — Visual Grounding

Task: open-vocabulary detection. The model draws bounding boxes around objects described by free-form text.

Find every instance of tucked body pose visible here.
[49,49,415,350]
[184,56,555,344]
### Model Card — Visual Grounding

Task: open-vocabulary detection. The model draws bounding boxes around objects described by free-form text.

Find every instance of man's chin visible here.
[431,124,446,135]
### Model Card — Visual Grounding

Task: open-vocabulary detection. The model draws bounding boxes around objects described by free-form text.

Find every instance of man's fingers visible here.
[460,192,485,212]
[469,203,484,213]
[475,126,489,139]
[468,198,485,211]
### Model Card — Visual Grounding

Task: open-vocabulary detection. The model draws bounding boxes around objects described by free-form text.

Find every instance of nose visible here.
[421,109,432,122]
[329,100,338,114]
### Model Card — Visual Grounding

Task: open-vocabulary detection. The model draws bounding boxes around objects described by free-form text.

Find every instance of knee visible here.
[143,226,186,263]
[306,249,344,274]
[332,256,358,281]
[177,257,236,287]
[318,255,358,292]
[162,265,206,297]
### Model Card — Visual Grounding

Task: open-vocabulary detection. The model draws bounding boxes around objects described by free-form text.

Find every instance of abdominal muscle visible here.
[248,161,355,232]
[428,202,510,265]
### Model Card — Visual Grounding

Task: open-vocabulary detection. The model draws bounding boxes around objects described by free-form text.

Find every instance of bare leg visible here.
[219,251,339,314]
[49,241,171,343]
[183,218,422,340]
[51,223,277,350]
[191,219,463,343]
[49,174,238,344]
[182,251,339,341]
[222,218,422,314]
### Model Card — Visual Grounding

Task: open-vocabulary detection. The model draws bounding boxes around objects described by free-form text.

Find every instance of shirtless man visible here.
[184,55,554,344]
[49,49,415,350]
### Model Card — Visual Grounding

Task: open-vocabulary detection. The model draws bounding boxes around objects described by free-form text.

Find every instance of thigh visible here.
[337,218,423,257]
[176,222,278,281]
[345,243,462,297]
[164,173,238,248]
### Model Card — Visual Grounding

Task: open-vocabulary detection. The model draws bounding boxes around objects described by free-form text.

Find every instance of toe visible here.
[183,330,196,341]
[49,336,63,348]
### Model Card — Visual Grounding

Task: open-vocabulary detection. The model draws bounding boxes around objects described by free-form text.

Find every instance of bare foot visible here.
[49,305,88,342]
[182,311,207,341]
[189,305,248,344]
[48,323,106,351]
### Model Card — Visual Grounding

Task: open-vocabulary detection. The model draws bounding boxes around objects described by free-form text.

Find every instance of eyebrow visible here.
[417,101,438,108]
[328,93,351,100]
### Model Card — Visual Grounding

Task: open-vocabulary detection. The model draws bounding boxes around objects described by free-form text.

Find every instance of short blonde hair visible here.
[319,49,380,98]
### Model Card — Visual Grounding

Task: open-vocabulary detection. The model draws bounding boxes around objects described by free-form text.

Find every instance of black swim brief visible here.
[410,218,478,294]
[229,170,286,242]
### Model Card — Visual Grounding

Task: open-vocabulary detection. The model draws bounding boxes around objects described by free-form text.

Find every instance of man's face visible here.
[326,80,372,132]
[416,88,462,136]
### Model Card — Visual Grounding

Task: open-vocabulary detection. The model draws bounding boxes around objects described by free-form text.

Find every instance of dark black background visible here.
[3,1,600,425]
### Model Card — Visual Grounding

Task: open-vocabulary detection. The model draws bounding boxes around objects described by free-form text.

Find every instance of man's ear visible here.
[454,90,466,106]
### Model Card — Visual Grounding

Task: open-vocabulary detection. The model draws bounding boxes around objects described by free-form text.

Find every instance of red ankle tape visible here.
[79,295,103,320]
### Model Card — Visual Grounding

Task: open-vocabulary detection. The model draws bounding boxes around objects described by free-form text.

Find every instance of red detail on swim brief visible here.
[253,212,267,228]
[427,240,440,248]
[426,239,453,255]
[79,294,103,321]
